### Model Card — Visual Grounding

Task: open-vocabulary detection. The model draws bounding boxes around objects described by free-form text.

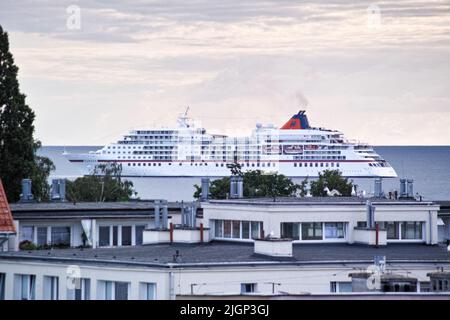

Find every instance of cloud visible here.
[0,0,448,145]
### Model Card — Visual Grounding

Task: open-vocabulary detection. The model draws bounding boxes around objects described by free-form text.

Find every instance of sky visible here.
[0,0,449,146]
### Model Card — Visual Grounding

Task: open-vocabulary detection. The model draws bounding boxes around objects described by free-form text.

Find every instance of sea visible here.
[38,146,450,202]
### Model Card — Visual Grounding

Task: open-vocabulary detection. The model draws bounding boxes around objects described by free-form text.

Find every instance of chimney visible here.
[200,178,210,201]
[19,179,35,203]
[236,176,243,198]
[407,179,414,198]
[162,204,168,229]
[399,178,407,198]
[374,179,382,198]
[366,200,375,228]
[154,200,161,229]
[230,176,238,199]
[51,179,66,202]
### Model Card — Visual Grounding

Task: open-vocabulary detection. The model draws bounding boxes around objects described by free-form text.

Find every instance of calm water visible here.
[38,146,450,201]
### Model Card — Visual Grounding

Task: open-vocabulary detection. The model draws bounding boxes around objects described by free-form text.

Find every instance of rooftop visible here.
[10,200,185,212]
[207,197,436,206]
[10,200,200,220]
[0,180,15,234]
[1,242,449,269]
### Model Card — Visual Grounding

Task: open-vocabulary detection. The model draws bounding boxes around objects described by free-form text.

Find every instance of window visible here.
[251,221,261,239]
[14,274,36,300]
[223,220,232,238]
[140,282,156,300]
[37,227,48,246]
[214,220,223,238]
[357,221,367,228]
[51,227,71,246]
[113,226,119,246]
[0,273,5,300]
[98,281,130,300]
[99,226,110,247]
[115,282,129,300]
[401,222,423,240]
[241,283,257,294]
[135,225,146,245]
[330,281,352,293]
[386,222,400,240]
[242,221,250,239]
[43,276,59,300]
[232,220,240,238]
[281,223,300,240]
[19,226,34,242]
[324,223,345,239]
[67,278,91,300]
[302,223,323,240]
[122,226,132,246]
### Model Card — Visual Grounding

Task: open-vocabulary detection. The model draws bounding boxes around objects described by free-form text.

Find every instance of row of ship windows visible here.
[294,162,340,168]
[125,162,343,168]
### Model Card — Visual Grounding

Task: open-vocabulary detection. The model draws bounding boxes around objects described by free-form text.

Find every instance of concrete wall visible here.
[202,202,440,245]
[1,259,448,299]
[8,218,155,250]
[353,229,387,246]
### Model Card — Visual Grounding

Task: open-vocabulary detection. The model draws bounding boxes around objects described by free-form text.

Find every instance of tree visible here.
[194,170,300,200]
[0,25,54,202]
[66,162,136,202]
[310,170,353,197]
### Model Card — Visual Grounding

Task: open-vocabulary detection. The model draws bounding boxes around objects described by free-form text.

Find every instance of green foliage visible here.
[66,162,136,202]
[298,177,309,197]
[310,169,353,197]
[0,26,54,202]
[19,240,38,251]
[194,170,301,200]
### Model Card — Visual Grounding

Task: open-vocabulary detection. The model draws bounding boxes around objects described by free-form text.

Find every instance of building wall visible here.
[8,218,156,250]
[1,259,448,299]
[201,203,439,245]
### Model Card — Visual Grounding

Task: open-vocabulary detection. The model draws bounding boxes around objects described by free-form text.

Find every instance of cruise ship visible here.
[65,110,397,178]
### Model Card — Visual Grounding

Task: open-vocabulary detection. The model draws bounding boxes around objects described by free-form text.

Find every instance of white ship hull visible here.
[66,157,397,178]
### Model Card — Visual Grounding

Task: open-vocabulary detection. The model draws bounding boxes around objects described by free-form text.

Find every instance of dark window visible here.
[232,221,240,238]
[241,283,256,293]
[135,225,145,245]
[0,273,5,300]
[223,220,232,238]
[99,226,110,247]
[242,221,250,239]
[37,227,48,246]
[301,223,323,240]
[114,282,129,300]
[386,222,400,239]
[122,226,132,246]
[51,227,70,246]
[401,222,423,240]
[113,226,119,246]
[281,222,299,240]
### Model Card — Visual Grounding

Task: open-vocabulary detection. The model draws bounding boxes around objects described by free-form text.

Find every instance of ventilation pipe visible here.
[236,176,244,198]
[154,200,161,229]
[201,178,210,201]
[51,179,66,202]
[162,204,168,229]
[407,179,414,198]
[366,200,375,229]
[399,179,407,198]
[230,176,238,198]
[19,179,34,203]
[374,179,382,198]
